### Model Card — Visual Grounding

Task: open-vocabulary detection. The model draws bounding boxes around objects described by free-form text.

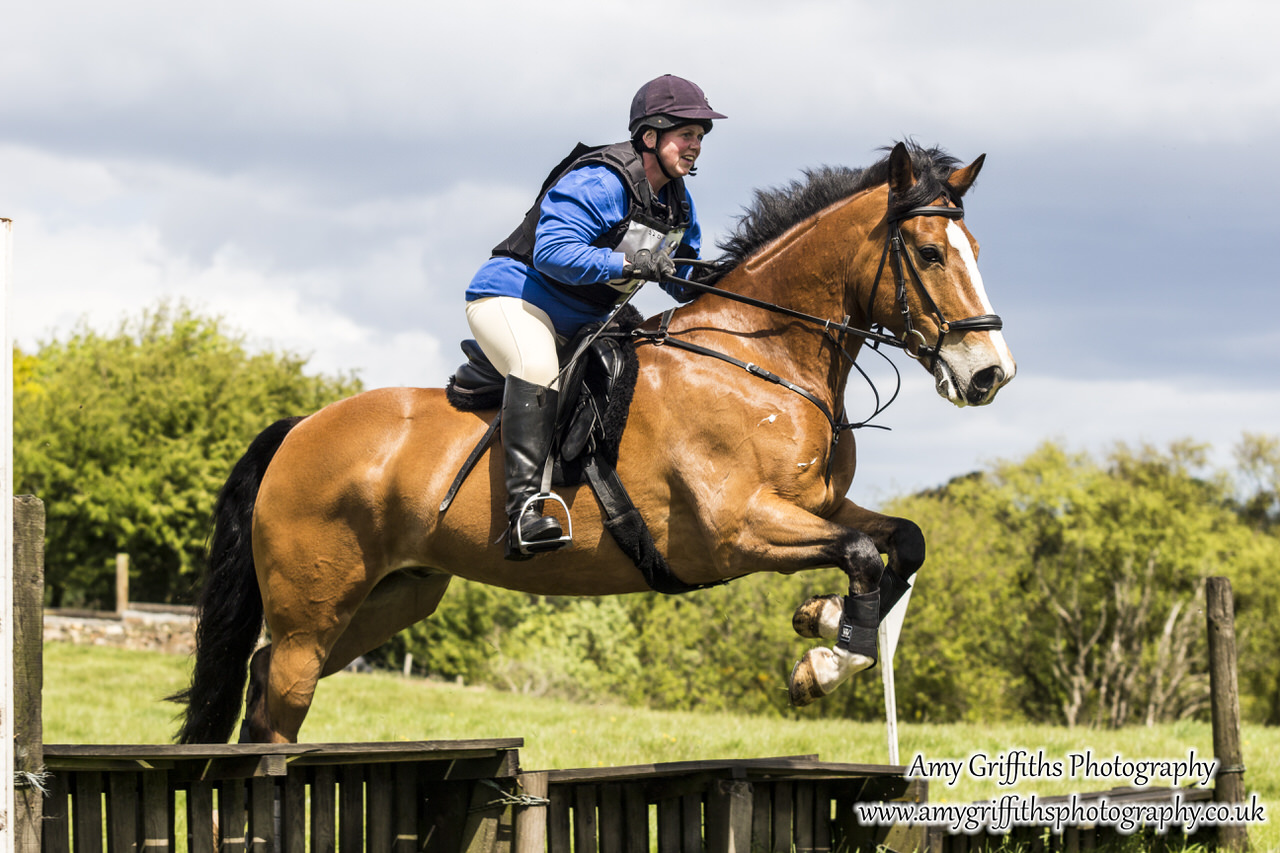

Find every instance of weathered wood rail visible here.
[40,745,926,852]
[535,755,924,852]
[42,740,523,853]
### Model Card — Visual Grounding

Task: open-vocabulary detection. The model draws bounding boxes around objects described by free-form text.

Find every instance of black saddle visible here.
[445,306,642,480]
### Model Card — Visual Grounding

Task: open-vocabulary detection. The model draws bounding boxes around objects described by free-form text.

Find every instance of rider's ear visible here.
[947,154,986,198]
[643,129,658,149]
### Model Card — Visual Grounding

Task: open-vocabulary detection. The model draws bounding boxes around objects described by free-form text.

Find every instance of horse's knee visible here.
[829,531,883,593]
[890,519,926,578]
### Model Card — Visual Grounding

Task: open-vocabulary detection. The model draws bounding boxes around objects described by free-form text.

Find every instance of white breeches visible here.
[465,296,563,389]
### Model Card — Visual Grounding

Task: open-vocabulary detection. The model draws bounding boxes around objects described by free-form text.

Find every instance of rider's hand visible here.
[625,248,676,281]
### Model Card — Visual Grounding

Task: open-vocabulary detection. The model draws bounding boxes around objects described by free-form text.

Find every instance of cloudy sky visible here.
[3,0,1277,503]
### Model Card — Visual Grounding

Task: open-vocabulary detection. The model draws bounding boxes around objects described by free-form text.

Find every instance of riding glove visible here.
[625,248,676,281]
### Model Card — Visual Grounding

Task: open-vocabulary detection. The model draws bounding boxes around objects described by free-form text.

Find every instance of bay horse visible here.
[173,142,1015,744]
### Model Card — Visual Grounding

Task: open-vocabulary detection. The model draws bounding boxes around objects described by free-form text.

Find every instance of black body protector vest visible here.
[492,141,692,310]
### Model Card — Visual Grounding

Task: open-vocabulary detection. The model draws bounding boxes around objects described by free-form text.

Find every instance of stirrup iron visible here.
[514,492,573,555]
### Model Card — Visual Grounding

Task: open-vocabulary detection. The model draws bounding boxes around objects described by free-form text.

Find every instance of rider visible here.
[465,74,726,560]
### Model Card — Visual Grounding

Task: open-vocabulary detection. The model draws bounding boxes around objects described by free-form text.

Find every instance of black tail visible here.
[170,416,304,743]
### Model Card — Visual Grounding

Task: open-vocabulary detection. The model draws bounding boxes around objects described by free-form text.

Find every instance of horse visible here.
[173,141,1016,744]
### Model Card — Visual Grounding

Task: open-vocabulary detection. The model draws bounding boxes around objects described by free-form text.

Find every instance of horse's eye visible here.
[919,246,944,265]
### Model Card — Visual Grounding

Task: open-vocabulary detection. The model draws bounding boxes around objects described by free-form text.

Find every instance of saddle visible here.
[442,306,721,595]
[444,306,642,479]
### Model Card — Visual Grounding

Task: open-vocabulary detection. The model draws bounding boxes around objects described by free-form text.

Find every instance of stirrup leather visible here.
[513,492,573,555]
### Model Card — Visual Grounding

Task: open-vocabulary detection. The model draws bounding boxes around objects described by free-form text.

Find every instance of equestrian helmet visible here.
[629,75,726,137]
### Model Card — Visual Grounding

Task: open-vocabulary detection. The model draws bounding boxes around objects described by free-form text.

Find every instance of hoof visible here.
[792,594,843,640]
[789,647,874,707]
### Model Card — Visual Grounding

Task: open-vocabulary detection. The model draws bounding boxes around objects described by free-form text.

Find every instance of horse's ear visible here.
[947,153,986,198]
[888,142,915,195]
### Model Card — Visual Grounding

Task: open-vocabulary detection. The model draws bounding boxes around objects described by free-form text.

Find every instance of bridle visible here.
[868,197,1003,371]
[628,191,1005,478]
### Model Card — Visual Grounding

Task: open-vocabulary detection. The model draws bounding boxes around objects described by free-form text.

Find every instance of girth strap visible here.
[581,454,726,595]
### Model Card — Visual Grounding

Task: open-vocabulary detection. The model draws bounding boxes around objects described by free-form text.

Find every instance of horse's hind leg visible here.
[239,570,454,743]
[321,570,453,676]
[239,645,275,743]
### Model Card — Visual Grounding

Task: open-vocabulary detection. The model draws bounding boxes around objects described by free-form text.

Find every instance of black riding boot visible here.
[501,375,565,560]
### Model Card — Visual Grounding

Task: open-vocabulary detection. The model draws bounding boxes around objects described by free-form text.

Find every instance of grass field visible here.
[44,642,1277,850]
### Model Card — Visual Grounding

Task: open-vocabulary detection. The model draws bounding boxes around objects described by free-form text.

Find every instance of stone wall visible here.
[43,609,196,656]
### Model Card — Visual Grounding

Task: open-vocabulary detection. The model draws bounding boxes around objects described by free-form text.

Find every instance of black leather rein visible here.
[629,198,1005,479]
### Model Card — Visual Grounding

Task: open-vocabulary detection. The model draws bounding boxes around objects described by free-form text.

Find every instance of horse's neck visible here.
[675,194,880,408]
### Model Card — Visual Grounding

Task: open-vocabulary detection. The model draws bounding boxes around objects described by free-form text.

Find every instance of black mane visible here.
[715,142,963,274]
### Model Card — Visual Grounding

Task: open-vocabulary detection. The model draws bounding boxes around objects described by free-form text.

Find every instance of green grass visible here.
[44,643,1277,849]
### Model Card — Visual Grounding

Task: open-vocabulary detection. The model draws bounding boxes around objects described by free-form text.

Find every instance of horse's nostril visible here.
[973,366,1003,392]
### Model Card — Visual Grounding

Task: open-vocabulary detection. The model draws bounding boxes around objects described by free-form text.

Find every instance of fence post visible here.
[13,496,45,853]
[116,553,129,615]
[3,217,16,853]
[1206,576,1248,852]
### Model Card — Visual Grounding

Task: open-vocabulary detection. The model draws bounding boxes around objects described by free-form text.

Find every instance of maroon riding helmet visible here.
[629,75,727,137]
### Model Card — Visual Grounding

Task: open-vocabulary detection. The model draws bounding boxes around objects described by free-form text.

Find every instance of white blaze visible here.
[944,221,1016,379]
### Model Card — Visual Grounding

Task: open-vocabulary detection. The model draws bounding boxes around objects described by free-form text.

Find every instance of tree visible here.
[14,302,361,607]
[884,440,1279,728]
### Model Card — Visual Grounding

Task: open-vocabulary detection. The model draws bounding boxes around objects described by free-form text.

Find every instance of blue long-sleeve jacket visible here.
[466,164,701,335]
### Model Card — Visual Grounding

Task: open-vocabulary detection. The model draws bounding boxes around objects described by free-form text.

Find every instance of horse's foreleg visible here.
[788,524,886,705]
[789,501,928,705]
[793,500,925,639]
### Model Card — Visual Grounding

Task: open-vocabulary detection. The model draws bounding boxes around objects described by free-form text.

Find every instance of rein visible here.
[630,197,1006,478]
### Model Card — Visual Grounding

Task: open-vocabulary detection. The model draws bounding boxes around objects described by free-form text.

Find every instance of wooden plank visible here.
[572,784,599,853]
[751,785,771,853]
[247,776,275,853]
[280,772,306,853]
[310,766,336,853]
[75,771,107,853]
[513,772,548,853]
[598,784,623,853]
[218,779,247,853]
[13,496,46,853]
[44,740,524,767]
[186,780,215,853]
[771,782,793,853]
[656,797,680,853]
[367,763,393,853]
[680,793,701,853]
[623,785,648,853]
[705,779,752,853]
[142,772,172,853]
[107,772,139,853]
[461,780,506,853]
[813,781,831,853]
[547,787,572,853]
[42,770,72,853]
[391,764,417,853]
[339,765,365,852]
[794,783,814,853]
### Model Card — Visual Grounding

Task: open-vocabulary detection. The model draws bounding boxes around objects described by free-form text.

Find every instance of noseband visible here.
[868,200,1004,371]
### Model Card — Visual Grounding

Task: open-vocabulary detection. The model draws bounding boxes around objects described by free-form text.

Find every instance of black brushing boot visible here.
[878,567,914,621]
[500,375,566,560]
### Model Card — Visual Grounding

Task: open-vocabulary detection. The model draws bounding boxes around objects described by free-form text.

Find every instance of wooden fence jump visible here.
[42,740,523,853]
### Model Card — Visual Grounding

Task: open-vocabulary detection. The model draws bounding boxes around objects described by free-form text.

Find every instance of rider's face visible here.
[655,124,704,178]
